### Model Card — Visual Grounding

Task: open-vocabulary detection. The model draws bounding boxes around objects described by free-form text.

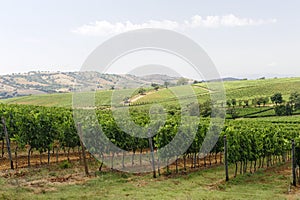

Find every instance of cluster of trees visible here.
[138,87,146,95]
[289,92,300,110]
[252,97,269,107]
[136,83,163,96]
[226,97,269,108]
[226,92,300,117]
[151,83,160,91]
[272,92,300,116]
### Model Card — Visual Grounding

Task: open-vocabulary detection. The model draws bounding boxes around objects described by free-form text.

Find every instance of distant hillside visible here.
[206,77,246,82]
[2,76,300,108]
[0,71,186,99]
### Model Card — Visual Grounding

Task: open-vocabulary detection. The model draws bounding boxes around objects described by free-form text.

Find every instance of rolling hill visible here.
[0,71,187,99]
[1,76,300,110]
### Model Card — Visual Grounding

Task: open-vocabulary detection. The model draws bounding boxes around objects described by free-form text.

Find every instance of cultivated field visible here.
[1,77,300,199]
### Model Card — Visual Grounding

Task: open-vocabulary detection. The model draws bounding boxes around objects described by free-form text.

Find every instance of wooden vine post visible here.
[292,139,296,186]
[77,123,89,176]
[148,129,156,178]
[1,117,14,170]
[224,135,229,181]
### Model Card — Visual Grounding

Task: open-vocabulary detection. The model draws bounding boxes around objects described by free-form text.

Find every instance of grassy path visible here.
[0,161,298,199]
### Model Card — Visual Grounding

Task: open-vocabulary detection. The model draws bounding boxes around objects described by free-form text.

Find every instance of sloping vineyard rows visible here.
[223,120,300,177]
[0,103,222,170]
[0,104,80,167]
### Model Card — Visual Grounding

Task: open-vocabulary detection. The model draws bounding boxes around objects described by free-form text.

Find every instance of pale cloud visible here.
[187,14,277,28]
[72,20,179,36]
[72,14,277,36]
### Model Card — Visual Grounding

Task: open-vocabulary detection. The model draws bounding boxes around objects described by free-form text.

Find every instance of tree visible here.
[256,97,266,107]
[285,103,292,115]
[226,100,231,107]
[138,87,146,95]
[274,103,292,116]
[164,81,169,88]
[262,97,269,107]
[243,100,249,107]
[151,83,158,87]
[274,105,285,116]
[252,98,258,107]
[289,92,299,103]
[177,78,188,86]
[238,100,243,107]
[231,99,237,107]
[151,83,160,91]
[289,92,300,111]
[256,98,262,107]
[271,93,283,105]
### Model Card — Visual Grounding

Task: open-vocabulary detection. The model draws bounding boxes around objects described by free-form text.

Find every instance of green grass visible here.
[133,86,209,105]
[192,77,300,103]
[0,162,292,199]
[0,90,113,108]
[223,77,300,101]
[1,93,73,107]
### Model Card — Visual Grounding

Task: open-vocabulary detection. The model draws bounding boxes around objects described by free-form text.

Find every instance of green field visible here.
[0,161,294,200]
[0,93,73,107]
[2,77,300,109]
[221,77,300,100]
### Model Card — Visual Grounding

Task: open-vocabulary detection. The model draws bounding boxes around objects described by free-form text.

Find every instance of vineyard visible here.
[0,103,299,175]
[1,77,300,199]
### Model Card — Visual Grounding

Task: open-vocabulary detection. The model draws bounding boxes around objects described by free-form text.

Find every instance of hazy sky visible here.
[0,0,299,79]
